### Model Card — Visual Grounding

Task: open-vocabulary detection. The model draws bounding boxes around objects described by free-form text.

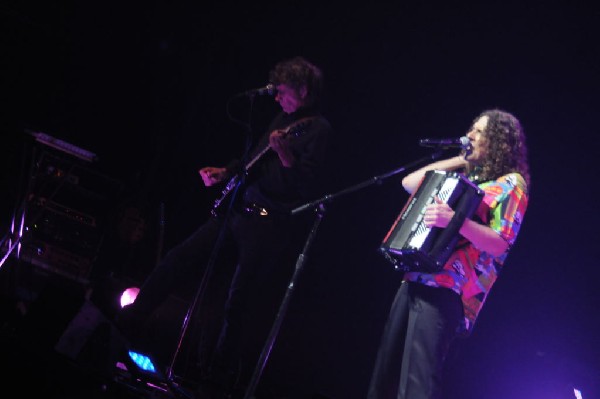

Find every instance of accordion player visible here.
[380,170,484,273]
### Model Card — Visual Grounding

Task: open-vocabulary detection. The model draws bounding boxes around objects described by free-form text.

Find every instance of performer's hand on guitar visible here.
[269,129,295,167]
[423,197,454,228]
[199,167,228,187]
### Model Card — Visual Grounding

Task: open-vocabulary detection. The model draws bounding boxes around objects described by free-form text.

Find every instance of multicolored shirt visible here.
[403,172,529,335]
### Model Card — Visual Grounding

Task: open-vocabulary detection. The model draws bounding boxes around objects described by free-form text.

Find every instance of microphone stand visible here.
[242,150,446,399]
[163,93,258,396]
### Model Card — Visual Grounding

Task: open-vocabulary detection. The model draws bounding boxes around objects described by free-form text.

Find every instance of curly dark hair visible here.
[268,56,323,108]
[465,109,531,188]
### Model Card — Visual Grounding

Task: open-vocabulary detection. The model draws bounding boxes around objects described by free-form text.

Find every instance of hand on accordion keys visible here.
[423,197,455,228]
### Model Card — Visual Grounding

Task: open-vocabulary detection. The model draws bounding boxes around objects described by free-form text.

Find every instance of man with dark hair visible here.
[368,109,530,399]
[116,56,332,398]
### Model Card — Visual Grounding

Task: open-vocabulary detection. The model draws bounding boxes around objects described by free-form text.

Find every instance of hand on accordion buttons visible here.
[423,198,454,228]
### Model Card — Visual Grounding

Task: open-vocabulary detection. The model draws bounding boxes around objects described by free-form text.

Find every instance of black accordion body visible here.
[380,170,484,273]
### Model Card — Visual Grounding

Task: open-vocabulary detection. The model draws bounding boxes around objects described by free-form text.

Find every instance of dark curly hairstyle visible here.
[268,56,323,108]
[465,109,531,189]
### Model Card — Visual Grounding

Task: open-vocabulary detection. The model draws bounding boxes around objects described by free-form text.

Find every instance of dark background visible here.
[1,2,599,399]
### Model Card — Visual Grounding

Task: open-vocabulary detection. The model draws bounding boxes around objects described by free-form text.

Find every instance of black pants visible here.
[367,281,463,399]
[123,206,305,384]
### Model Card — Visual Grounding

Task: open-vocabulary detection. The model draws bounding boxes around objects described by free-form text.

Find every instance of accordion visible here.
[380,170,484,273]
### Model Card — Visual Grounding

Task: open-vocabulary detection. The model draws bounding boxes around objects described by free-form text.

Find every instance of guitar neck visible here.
[211,117,314,215]
[245,144,271,170]
[245,118,310,170]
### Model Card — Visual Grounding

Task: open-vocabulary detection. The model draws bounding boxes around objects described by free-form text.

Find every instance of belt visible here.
[241,202,270,217]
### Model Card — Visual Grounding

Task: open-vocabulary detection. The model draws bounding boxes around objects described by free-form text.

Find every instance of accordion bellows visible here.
[380,170,484,273]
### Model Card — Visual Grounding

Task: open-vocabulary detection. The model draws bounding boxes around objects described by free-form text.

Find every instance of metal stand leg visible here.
[242,204,326,399]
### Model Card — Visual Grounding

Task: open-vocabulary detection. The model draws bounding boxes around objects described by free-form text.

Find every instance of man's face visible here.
[275,83,306,114]
[464,115,489,165]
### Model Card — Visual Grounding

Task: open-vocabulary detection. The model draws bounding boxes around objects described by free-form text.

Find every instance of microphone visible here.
[236,83,276,97]
[419,136,470,149]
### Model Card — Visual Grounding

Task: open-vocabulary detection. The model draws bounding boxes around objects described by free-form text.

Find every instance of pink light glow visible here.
[119,287,140,308]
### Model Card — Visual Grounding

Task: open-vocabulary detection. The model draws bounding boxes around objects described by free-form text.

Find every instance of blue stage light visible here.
[128,350,157,373]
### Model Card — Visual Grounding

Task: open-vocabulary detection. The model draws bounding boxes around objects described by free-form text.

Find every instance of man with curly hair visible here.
[368,109,530,399]
[116,56,332,398]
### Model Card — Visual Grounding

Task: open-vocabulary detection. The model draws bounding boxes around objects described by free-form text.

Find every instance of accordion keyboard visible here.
[408,175,459,249]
